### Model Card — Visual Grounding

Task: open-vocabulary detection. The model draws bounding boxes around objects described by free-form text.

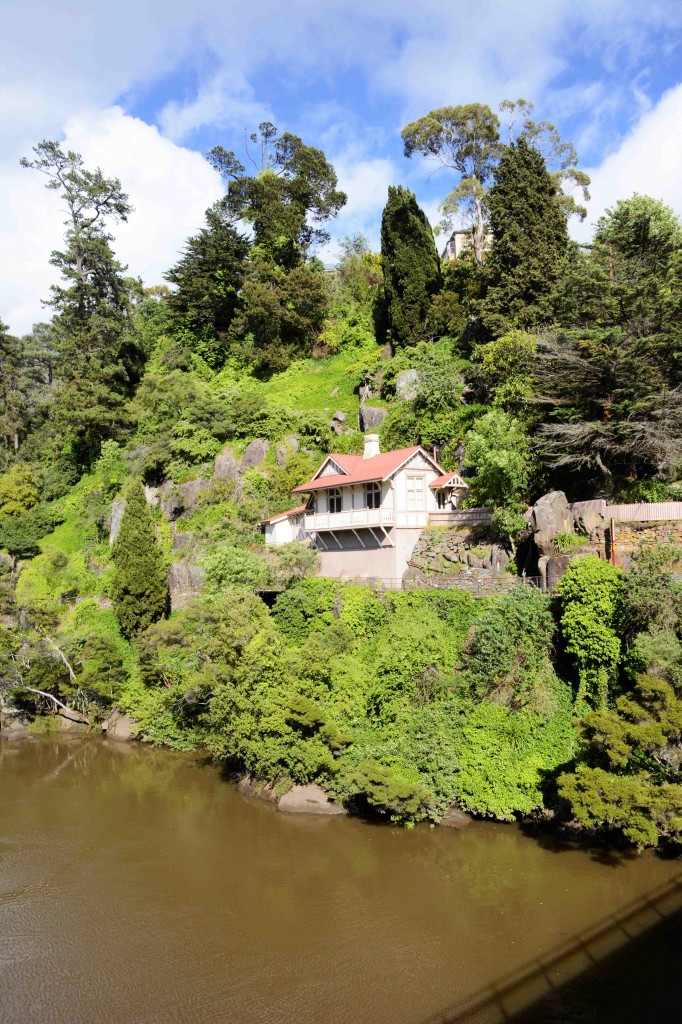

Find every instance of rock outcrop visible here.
[277,783,346,815]
[530,491,574,558]
[238,775,278,803]
[358,406,386,432]
[109,498,126,545]
[331,411,347,434]
[214,445,239,482]
[395,368,420,400]
[439,805,473,829]
[275,435,299,466]
[406,527,512,579]
[168,557,205,610]
[241,438,270,468]
[103,709,137,741]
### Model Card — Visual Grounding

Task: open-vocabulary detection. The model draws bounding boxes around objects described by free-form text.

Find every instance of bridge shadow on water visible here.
[419,872,682,1024]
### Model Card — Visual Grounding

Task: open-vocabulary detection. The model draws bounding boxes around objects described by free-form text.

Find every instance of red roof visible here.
[292,446,442,493]
[260,504,306,525]
[429,471,469,489]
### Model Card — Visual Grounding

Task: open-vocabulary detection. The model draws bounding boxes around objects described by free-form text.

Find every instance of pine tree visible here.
[111,480,168,638]
[482,139,568,335]
[165,207,251,367]
[21,141,144,471]
[380,185,442,348]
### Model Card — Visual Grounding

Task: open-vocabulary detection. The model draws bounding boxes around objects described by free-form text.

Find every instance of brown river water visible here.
[1,735,681,1024]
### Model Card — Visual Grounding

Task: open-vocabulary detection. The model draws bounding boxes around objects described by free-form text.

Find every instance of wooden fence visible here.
[605,501,682,523]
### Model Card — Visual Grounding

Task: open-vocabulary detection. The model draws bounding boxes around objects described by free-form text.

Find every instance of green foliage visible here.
[21,141,144,472]
[380,185,442,348]
[464,410,530,539]
[0,505,56,560]
[0,464,39,516]
[272,577,338,644]
[208,122,346,270]
[555,531,583,553]
[559,673,682,847]
[483,139,569,334]
[165,208,250,368]
[111,479,168,637]
[472,330,537,418]
[456,685,574,819]
[462,585,556,708]
[557,557,623,712]
[229,258,329,373]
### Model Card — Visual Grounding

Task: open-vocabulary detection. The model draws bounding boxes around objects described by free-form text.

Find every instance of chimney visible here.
[363,434,380,459]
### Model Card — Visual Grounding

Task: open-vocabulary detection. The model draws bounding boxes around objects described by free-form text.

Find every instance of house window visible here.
[436,490,447,510]
[328,488,342,514]
[365,481,381,509]
[407,475,425,511]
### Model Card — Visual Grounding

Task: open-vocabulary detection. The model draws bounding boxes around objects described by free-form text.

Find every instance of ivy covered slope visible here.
[1,105,682,847]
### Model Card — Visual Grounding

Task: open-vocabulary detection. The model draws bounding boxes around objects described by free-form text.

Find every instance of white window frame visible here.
[328,487,342,514]
[406,475,425,511]
[365,481,381,509]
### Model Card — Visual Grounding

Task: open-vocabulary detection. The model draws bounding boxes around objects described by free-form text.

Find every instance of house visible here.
[260,505,306,546]
[440,228,492,261]
[262,434,468,585]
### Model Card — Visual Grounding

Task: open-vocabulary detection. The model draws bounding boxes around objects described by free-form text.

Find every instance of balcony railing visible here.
[304,508,395,532]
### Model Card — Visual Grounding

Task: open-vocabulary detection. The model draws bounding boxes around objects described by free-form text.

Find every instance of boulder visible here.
[275,434,300,466]
[177,479,209,509]
[439,805,473,829]
[238,775,278,803]
[144,485,159,506]
[530,491,574,558]
[109,497,126,545]
[214,445,239,482]
[572,504,606,545]
[159,482,185,520]
[0,711,31,734]
[172,531,192,552]
[331,411,347,435]
[168,558,205,610]
[241,438,270,469]
[395,368,420,401]
[358,406,386,432]
[277,783,346,816]
[490,544,511,573]
[103,710,137,741]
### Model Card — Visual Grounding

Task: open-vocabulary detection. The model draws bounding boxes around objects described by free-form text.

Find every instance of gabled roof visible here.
[292,446,443,493]
[260,504,306,525]
[429,471,469,490]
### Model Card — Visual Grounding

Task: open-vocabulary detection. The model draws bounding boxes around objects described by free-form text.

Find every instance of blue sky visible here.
[2,0,682,334]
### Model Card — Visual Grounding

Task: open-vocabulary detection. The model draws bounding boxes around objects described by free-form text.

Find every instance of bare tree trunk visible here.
[39,631,77,681]
[19,686,90,725]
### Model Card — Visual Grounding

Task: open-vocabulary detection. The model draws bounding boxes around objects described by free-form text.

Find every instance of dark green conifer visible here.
[482,138,569,334]
[111,479,168,638]
[380,185,442,347]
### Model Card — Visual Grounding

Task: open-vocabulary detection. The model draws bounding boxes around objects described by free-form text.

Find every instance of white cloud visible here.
[0,107,224,334]
[317,154,397,262]
[158,69,272,142]
[572,83,682,242]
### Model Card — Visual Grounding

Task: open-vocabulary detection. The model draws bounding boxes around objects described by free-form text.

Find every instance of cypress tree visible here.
[482,139,568,335]
[111,479,168,638]
[380,185,442,348]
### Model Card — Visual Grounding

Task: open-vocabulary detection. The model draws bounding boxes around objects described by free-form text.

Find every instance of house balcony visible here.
[304,508,395,532]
